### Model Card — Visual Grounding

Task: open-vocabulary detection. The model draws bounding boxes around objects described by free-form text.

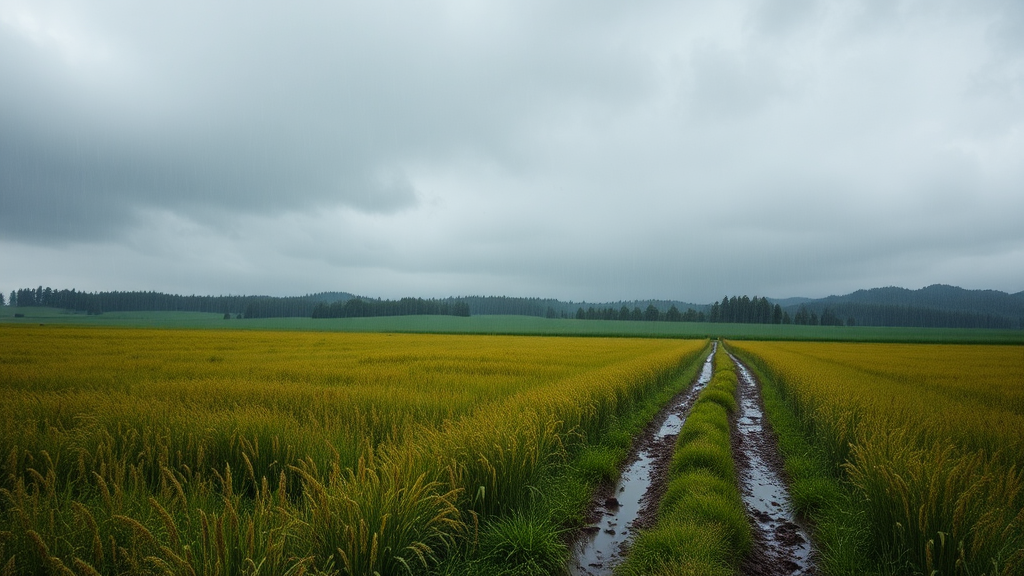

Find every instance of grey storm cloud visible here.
[1,1,656,238]
[1,0,1022,302]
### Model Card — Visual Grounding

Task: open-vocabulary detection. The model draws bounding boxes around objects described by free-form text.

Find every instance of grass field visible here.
[3,307,1022,344]
[4,315,1023,575]
[0,325,707,575]
[730,341,1024,575]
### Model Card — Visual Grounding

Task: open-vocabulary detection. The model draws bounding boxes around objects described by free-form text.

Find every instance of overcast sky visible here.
[2,0,1022,303]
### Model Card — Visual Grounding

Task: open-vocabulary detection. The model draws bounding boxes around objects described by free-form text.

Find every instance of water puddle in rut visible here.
[567,343,716,576]
[731,354,815,575]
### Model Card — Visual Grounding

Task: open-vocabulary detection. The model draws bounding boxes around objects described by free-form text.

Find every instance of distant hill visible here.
[305,291,357,304]
[767,296,814,308]
[781,285,1024,329]
[819,285,1024,315]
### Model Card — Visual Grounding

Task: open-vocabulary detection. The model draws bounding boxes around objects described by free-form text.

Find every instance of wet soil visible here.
[567,345,716,576]
[729,353,816,576]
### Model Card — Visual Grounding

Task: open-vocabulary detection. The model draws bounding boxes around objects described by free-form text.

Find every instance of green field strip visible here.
[3,308,1023,343]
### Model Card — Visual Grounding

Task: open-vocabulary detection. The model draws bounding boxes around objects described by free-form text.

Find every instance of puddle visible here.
[731,354,815,575]
[568,344,716,576]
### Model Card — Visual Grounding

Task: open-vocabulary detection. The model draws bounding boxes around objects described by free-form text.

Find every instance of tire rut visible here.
[729,352,816,575]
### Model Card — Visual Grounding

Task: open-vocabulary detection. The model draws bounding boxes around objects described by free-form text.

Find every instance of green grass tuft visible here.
[624,523,734,576]
[676,411,730,445]
[668,439,734,480]
[697,388,738,413]
[574,445,623,484]
[476,514,567,576]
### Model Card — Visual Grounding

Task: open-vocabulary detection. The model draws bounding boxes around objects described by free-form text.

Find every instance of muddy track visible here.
[566,346,816,575]
[567,344,717,576]
[729,352,816,576]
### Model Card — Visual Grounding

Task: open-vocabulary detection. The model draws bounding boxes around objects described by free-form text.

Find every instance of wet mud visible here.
[730,353,816,576]
[567,344,717,576]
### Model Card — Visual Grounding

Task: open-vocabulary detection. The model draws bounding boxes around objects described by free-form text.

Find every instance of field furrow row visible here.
[0,326,706,575]
[731,341,1024,575]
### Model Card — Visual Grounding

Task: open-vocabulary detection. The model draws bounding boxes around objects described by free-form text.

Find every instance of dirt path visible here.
[567,344,717,576]
[729,352,816,575]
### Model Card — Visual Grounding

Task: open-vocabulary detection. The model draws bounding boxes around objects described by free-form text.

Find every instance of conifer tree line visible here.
[6,286,470,320]
[709,295,786,323]
[570,296,793,324]
[7,286,1017,328]
[6,287,321,318]
[796,303,1015,329]
[571,304,704,322]
[311,298,470,318]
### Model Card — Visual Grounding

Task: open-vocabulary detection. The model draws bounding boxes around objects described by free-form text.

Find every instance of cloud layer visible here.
[2,0,1022,302]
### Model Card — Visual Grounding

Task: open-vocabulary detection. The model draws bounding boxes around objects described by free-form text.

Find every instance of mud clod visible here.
[781,560,801,572]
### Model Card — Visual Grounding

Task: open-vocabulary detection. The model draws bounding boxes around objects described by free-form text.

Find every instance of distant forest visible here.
[784,302,1016,329]
[6,284,1022,329]
[7,287,324,318]
[571,296,785,324]
[311,298,470,318]
[783,285,1024,330]
[6,287,469,320]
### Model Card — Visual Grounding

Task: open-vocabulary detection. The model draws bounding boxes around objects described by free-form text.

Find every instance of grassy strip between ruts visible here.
[433,342,713,576]
[618,346,750,576]
[728,345,877,575]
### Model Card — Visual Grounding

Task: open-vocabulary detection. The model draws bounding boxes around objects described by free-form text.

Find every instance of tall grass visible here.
[0,325,706,574]
[730,341,1024,575]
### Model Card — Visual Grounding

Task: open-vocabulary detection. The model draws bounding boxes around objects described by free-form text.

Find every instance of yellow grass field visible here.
[730,341,1024,575]
[0,325,706,575]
